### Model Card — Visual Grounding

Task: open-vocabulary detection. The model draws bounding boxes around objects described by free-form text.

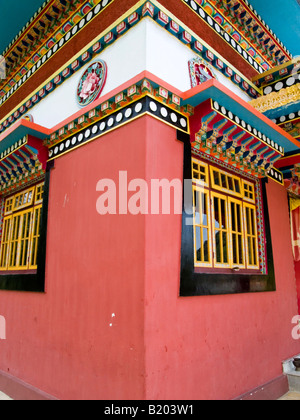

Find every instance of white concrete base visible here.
[0,391,12,400]
[282,354,300,393]
[282,354,300,374]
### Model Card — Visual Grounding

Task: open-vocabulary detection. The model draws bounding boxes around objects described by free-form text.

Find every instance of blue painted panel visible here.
[248,0,300,56]
[0,0,46,54]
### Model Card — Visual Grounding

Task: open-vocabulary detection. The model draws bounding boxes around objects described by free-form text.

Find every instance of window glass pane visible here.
[215,231,221,263]
[202,193,208,226]
[214,196,220,228]
[195,226,201,263]
[244,203,259,268]
[0,218,11,269]
[9,215,21,268]
[19,211,32,268]
[213,171,220,186]
[202,228,209,262]
[194,190,200,225]
[234,179,240,193]
[238,236,243,264]
[193,187,211,267]
[220,199,226,229]
[252,238,257,266]
[30,207,42,268]
[222,232,228,263]
[212,194,229,266]
[232,234,237,264]
[248,237,252,265]
[228,177,234,191]
[221,174,227,189]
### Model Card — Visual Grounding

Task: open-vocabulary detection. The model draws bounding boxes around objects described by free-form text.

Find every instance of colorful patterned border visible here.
[182,0,291,73]
[275,111,300,127]
[211,100,284,156]
[194,99,284,185]
[215,0,291,63]
[48,95,189,160]
[0,0,261,136]
[182,0,290,75]
[250,84,300,114]
[261,71,300,96]
[0,0,114,107]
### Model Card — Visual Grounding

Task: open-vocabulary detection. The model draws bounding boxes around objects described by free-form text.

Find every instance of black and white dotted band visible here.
[183,0,265,74]
[263,73,300,96]
[48,96,189,160]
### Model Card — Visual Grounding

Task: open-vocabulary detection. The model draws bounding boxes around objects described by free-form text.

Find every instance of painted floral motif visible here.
[77,61,107,107]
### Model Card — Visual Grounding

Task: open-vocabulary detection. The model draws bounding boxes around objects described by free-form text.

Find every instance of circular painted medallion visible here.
[77,60,107,107]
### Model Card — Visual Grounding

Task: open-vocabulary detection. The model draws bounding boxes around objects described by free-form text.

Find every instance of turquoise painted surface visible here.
[0,0,46,54]
[248,0,300,56]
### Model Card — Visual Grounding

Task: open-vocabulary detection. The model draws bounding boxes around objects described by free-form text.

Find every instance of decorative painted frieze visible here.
[0,0,262,137]
[253,60,300,96]
[0,139,47,195]
[182,0,291,73]
[191,99,284,184]
[0,0,262,115]
[250,84,300,114]
[0,0,114,107]
[47,96,189,161]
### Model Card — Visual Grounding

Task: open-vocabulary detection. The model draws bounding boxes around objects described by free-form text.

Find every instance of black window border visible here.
[0,162,52,293]
[178,131,276,296]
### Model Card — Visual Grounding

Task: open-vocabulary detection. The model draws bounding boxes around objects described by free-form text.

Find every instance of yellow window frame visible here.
[192,158,209,187]
[228,197,246,269]
[243,203,259,270]
[4,197,14,215]
[13,186,35,212]
[29,205,42,269]
[193,185,212,267]
[243,180,255,203]
[192,157,261,272]
[0,216,12,270]
[211,191,230,268]
[35,183,44,204]
[210,166,243,198]
[8,208,33,271]
[0,182,45,271]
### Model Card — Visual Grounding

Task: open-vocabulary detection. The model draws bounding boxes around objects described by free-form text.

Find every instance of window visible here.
[192,158,260,272]
[0,182,44,271]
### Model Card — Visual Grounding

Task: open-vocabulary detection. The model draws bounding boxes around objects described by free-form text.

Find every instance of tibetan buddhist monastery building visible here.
[0,0,299,401]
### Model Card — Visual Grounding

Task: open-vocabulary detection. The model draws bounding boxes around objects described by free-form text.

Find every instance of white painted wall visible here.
[30,18,251,129]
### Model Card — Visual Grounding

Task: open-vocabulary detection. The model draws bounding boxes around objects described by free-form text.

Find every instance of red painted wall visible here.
[0,115,299,400]
[294,261,300,314]
[143,117,300,400]
[0,118,148,400]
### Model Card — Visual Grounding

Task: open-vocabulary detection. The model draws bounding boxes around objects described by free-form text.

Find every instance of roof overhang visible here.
[0,119,50,193]
[182,79,300,154]
[183,79,300,184]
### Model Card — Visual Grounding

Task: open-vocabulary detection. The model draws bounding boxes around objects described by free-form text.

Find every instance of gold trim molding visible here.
[250,84,300,113]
